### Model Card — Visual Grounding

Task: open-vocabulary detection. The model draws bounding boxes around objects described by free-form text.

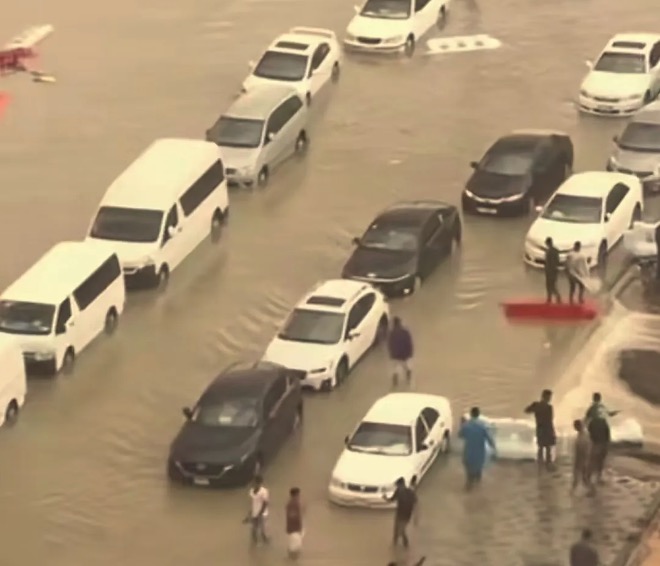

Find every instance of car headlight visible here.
[501,193,524,202]
[464,189,475,198]
[32,350,56,361]
[383,35,404,44]
[330,476,346,488]
[580,89,590,97]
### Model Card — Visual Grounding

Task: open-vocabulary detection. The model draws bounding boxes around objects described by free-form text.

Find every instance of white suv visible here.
[262,279,389,391]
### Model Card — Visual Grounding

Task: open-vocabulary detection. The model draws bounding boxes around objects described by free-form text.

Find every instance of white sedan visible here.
[262,279,389,391]
[328,393,452,508]
[579,33,660,117]
[344,0,449,57]
[242,27,342,105]
[523,172,643,269]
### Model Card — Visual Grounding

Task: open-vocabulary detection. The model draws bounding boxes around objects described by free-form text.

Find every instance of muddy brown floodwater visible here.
[3,0,660,565]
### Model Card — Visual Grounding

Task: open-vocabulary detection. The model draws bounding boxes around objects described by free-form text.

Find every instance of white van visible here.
[86,138,230,289]
[0,335,27,427]
[0,241,126,376]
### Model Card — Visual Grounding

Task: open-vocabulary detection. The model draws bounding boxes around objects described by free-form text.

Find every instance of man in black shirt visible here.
[544,237,562,303]
[588,416,611,485]
[383,477,417,548]
[525,389,556,468]
[569,529,599,566]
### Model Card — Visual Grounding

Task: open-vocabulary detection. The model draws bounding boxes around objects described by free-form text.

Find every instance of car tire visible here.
[372,315,389,347]
[257,167,269,187]
[644,91,653,104]
[441,431,451,453]
[4,400,19,426]
[331,62,340,83]
[251,454,263,478]
[62,348,75,375]
[211,208,225,242]
[597,241,608,276]
[295,130,308,154]
[409,275,422,294]
[104,308,118,335]
[630,204,642,227]
[453,221,462,248]
[404,35,415,57]
[292,404,303,431]
[167,459,182,482]
[157,265,170,291]
[334,358,348,388]
[305,92,312,106]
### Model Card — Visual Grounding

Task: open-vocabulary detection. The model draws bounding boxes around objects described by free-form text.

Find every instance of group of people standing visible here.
[545,238,593,304]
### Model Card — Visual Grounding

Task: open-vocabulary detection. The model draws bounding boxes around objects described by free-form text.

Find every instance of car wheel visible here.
[157,265,170,291]
[372,315,389,347]
[104,308,118,335]
[292,404,303,431]
[644,90,653,104]
[597,242,608,276]
[334,359,348,388]
[305,92,312,106]
[294,130,308,154]
[404,35,415,57]
[408,275,422,295]
[257,167,269,187]
[630,204,642,227]
[251,454,263,478]
[62,348,75,375]
[167,459,182,482]
[211,208,225,242]
[4,400,19,426]
[441,431,451,453]
[453,222,462,248]
[331,61,340,83]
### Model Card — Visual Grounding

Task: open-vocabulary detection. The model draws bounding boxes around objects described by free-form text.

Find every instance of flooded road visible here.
[3,0,660,564]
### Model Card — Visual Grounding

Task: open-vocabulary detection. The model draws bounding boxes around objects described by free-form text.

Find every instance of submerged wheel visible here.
[257,167,269,187]
[334,359,348,388]
[4,400,19,426]
[331,62,340,82]
[305,92,312,106]
[62,348,75,375]
[295,131,308,154]
[631,204,642,227]
[157,265,170,290]
[211,208,225,242]
[441,431,451,453]
[404,35,415,57]
[104,308,118,335]
[373,315,389,346]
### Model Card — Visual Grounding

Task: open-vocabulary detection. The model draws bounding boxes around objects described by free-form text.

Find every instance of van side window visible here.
[161,205,179,245]
[73,254,122,311]
[179,160,225,217]
[55,298,72,333]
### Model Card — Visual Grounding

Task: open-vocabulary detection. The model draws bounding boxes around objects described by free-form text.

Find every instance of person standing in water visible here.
[383,477,417,548]
[571,420,592,494]
[247,475,270,545]
[544,237,562,303]
[459,407,496,490]
[387,317,414,388]
[565,241,589,304]
[524,389,556,469]
[285,487,304,558]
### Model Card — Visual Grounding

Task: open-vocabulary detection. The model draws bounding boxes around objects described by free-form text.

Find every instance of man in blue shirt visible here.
[459,407,496,490]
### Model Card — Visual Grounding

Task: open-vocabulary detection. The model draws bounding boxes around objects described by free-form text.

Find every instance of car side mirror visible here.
[353,5,360,13]
[182,407,193,420]
[267,132,275,142]
[344,435,349,445]
[585,60,593,69]
[346,330,359,341]
[534,205,543,213]
[352,237,360,245]
[167,225,177,238]
[419,443,429,452]
[469,161,478,169]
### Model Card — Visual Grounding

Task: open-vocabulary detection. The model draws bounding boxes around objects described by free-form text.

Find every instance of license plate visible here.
[476,207,496,215]
[193,477,210,486]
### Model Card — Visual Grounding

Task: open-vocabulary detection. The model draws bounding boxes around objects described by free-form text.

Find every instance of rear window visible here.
[91,207,163,243]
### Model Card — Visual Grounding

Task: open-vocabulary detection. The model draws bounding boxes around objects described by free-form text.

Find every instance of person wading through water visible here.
[459,407,496,490]
[571,419,592,494]
[382,477,417,548]
[524,389,557,469]
[544,237,562,303]
[245,475,269,545]
[285,487,304,558]
[387,317,413,388]
[585,393,618,485]
[565,241,589,304]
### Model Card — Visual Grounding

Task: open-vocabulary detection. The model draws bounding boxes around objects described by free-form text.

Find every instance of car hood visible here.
[612,146,660,174]
[85,237,158,266]
[215,146,260,170]
[526,217,602,250]
[346,15,409,38]
[581,71,650,97]
[169,421,258,463]
[343,247,416,279]
[263,338,337,371]
[332,449,414,486]
[466,170,529,198]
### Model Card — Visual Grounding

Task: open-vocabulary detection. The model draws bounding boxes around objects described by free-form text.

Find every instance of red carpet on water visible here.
[501,299,599,320]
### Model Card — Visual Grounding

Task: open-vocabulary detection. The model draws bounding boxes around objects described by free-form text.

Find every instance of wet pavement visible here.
[4,0,660,564]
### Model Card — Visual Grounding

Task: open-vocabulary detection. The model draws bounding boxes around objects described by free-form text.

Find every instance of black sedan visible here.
[167,360,303,488]
[462,130,573,216]
[341,200,461,296]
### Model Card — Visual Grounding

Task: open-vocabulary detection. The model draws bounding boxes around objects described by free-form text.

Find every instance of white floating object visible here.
[3,24,54,50]
[426,34,502,56]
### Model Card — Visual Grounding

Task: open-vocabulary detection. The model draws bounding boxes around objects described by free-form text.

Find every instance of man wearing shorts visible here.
[524,389,556,469]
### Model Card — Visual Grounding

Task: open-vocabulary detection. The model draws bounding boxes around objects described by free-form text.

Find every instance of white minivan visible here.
[0,335,27,427]
[86,138,230,289]
[0,241,126,376]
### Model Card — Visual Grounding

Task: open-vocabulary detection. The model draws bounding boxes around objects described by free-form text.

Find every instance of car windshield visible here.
[277,308,345,345]
[541,194,602,224]
[619,122,660,152]
[479,149,534,176]
[253,51,308,82]
[212,117,264,149]
[90,206,164,243]
[0,300,55,336]
[594,52,646,74]
[360,0,411,18]
[193,397,260,428]
[360,224,418,251]
[348,422,412,456]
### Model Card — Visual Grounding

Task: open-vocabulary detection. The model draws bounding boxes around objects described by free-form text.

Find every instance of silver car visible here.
[206,86,309,187]
[608,100,660,192]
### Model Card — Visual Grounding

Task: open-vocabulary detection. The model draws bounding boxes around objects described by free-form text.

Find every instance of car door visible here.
[54,297,76,363]
[344,293,376,361]
[413,414,432,476]
[261,378,287,459]
[160,204,187,269]
[529,141,558,203]
[280,95,304,160]
[309,44,330,95]
[421,407,443,447]
[418,215,445,277]
[604,183,630,244]
[264,102,291,168]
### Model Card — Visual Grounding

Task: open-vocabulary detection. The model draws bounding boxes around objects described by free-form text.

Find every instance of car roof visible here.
[298,279,373,313]
[225,86,301,120]
[556,171,637,197]
[363,393,449,426]
[375,200,454,227]
[2,240,117,304]
[202,361,285,402]
[605,33,660,52]
[100,138,220,211]
[631,101,660,124]
[493,132,548,149]
[270,27,335,52]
